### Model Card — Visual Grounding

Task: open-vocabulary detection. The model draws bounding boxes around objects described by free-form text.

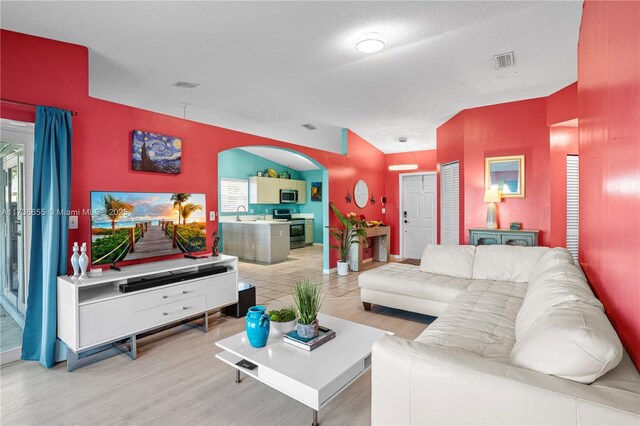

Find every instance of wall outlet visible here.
[382,208,386,214]
[209,211,216,221]
[69,215,78,230]
[250,209,254,214]
[265,209,269,213]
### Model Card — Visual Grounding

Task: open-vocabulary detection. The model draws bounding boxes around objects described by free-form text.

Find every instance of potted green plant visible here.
[327,202,367,276]
[292,278,325,338]
[267,306,297,334]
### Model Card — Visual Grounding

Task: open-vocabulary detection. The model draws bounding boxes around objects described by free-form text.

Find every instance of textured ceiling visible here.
[0,1,583,153]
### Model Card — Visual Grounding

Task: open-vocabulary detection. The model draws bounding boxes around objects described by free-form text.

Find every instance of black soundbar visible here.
[119,265,228,293]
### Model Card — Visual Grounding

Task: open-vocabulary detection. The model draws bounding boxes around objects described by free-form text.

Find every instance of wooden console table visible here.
[469,228,539,246]
[348,226,390,272]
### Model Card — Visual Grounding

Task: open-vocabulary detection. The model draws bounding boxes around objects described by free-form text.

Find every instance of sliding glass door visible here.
[0,119,33,365]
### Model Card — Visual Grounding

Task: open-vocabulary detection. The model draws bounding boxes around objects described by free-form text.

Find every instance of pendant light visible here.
[388,137,418,171]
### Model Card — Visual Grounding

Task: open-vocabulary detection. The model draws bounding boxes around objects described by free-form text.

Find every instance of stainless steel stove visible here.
[273,209,306,249]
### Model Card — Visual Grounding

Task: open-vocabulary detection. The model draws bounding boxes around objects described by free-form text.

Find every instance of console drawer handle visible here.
[183,306,189,310]
[162,312,168,316]
[162,295,168,299]
[182,290,188,294]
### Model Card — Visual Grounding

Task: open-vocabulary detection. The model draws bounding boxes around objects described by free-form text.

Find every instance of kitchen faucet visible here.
[236,205,247,221]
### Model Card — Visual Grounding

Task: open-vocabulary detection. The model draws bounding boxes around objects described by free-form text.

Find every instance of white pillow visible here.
[529,247,575,282]
[419,244,476,279]
[511,300,623,384]
[472,245,548,283]
[516,264,602,338]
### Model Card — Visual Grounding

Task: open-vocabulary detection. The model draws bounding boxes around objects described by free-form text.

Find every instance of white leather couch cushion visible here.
[511,300,623,384]
[529,247,575,282]
[419,244,476,279]
[516,263,602,338]
[415,283,526,363]
[472,245,548,283]
[358,263,470,303]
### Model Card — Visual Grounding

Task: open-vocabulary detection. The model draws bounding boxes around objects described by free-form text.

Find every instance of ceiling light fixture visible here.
[356,33,385,53]
[388,137,418,171]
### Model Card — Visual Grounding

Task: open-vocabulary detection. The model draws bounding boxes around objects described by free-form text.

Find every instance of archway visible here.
[216,145,330,271]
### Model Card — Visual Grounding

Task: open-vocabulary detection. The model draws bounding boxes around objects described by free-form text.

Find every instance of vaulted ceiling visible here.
[0,1,583,153]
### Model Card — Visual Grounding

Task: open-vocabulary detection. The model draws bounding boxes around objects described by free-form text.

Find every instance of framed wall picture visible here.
[132,130,182,174]
[485,155,525,198]
[311,182,322,201]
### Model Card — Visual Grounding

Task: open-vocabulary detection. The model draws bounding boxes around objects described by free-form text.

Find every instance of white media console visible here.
[57,255,238,371]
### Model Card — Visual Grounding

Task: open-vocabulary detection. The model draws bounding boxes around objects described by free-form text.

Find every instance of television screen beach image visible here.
[90,191,206,265]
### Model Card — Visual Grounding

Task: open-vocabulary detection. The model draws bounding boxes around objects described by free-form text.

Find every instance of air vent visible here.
[301,123,317,130]
[494,52,515,70]
[172,81,200,89]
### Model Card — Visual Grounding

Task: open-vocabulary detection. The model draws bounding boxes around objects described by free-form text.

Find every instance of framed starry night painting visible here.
[131,130,182,174]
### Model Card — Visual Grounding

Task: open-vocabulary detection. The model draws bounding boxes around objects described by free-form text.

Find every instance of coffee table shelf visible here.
[215,314,389,425]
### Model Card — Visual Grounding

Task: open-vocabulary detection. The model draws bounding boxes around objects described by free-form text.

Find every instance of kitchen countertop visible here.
[220,220,289,226]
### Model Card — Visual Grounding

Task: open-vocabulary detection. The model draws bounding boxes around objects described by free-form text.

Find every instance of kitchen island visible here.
[221,220,290,263]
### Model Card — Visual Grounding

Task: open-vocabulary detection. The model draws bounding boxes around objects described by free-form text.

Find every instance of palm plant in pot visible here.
[292,278,325,338]
[327,202,367,276]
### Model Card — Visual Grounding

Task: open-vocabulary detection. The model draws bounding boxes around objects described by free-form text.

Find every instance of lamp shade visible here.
[484,188,501,203]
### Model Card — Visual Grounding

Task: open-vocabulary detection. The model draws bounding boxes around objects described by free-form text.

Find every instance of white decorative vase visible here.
[70,242,80,278]
[337,261,349,276]
[79,243,89,279]
[271,319,297,335]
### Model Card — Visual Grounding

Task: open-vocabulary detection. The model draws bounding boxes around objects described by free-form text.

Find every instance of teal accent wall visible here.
[218,148,325,245]
[298,169,324,243]
[218,149,303,216]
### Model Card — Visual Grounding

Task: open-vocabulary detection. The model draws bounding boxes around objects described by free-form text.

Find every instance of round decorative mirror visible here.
[354,179,369,208]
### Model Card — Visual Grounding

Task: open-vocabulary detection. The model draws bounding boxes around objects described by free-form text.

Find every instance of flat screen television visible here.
[90,191,207,267]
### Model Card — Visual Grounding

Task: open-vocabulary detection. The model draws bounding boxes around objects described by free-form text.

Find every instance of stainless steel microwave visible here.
[280,189,298,204]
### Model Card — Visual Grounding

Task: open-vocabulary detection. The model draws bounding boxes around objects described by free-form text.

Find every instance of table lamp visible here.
[484,188,501,229]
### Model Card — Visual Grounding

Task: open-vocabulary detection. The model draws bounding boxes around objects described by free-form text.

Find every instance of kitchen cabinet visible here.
[249,177,307,204]
[304,219,313,245]
[249,176,279,204]
[296,180,307,204]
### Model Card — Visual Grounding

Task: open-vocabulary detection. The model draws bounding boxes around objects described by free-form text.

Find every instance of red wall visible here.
[547,82,578,126]
[384,150,437,255]
[0,30,386,270]
[578,0,640,367]
[436,99,553,245]
[549,125,579,248]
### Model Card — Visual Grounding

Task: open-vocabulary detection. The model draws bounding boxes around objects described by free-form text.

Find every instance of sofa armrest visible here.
[372,335,639,425]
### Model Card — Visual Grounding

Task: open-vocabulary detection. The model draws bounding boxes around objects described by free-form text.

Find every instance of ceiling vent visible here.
[494,52,515,70]
[172,81,200,89]
[301,123,317,131]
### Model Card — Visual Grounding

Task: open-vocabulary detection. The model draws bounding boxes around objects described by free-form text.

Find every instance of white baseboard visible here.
[363,258,373,264]
[323,267,336,274]
[312,243,323,246]
[390,254,402,260]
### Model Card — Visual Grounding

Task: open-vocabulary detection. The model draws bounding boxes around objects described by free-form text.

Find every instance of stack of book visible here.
[284,326,336,351]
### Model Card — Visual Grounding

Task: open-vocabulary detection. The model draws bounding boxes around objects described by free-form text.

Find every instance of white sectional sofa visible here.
[358,245,640,425]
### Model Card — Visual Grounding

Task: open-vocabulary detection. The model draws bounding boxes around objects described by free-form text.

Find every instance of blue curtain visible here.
[22,106,72,368]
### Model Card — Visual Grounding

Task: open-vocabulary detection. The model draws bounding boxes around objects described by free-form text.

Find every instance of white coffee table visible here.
[215,313,390,425]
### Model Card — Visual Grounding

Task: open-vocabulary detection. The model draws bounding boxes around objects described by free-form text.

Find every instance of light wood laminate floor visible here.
[1,246,434,425]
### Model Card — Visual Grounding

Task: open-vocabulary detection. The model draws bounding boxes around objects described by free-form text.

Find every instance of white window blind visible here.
[441,161,460,245]
[566,155,579,261]
[220,178,248,213]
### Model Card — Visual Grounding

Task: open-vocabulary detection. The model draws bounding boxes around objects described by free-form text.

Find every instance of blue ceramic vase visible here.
[245,306,270,348]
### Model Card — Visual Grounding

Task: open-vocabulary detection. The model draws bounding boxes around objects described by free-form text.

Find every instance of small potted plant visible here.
[292,278,325,338]
[267,306,297,334]
[327,202,367,276]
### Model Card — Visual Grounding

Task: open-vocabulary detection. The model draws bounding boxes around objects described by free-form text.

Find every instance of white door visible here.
[440,162,460,245]
[401,174,437,259]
